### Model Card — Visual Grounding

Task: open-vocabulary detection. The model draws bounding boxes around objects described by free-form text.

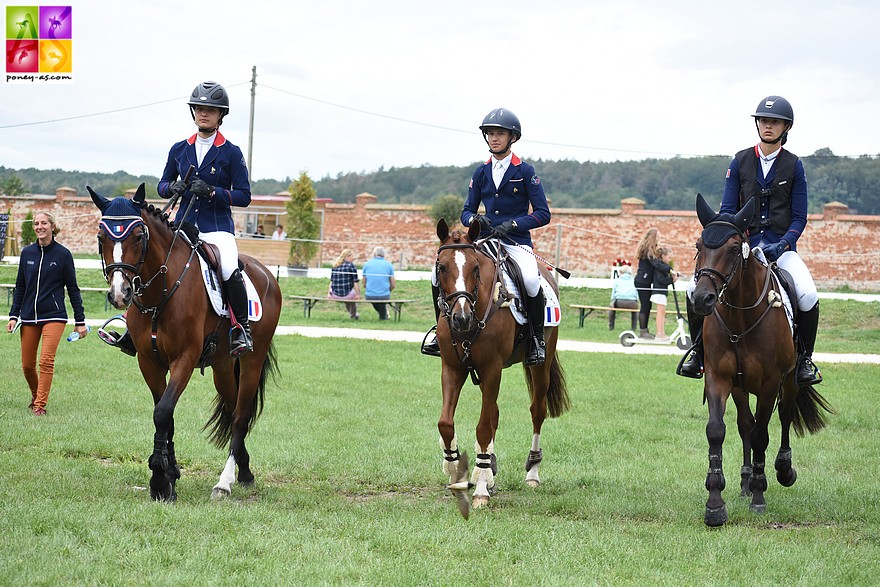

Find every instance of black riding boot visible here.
[795,302,822,386]
[421,284,442,357]
[524,290,546,366]
[224,269,253,357]
[678,297,704,379]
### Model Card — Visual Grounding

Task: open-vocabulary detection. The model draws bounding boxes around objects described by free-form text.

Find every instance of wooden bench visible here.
[236,238,289,275]
[289,295,416,322]
[569,303,667,328]
[2,283,110,310]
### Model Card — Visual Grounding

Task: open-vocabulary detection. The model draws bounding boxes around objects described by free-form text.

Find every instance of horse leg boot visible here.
[524,290,546,366]
[678,297,704,379]
[795,301,822,386]
[224,269,253,357]
[421,284,442,357]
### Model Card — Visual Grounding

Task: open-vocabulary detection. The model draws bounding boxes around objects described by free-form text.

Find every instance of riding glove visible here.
[761,240,789,262]
[190,179,214,199]
[168,181,187,198]
[494,220,517,238]
[472,214,492,232]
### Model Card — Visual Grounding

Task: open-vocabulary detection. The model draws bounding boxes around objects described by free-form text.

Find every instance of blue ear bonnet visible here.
[700,213,742,249]
[99,197,144,242]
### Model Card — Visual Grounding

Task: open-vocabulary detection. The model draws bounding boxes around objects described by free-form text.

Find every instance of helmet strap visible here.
[483,133,515,156]
[755,120,790,146]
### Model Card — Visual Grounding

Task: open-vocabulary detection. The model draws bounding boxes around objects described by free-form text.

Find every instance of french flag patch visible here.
[249,299,261,319]
[545,305,561,324]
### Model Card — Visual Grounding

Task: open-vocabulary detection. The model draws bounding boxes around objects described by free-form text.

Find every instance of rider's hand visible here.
[190,179,213,199]
[761,240,789,262]
[167,181,186,198]
[472,214,492,232]
[493,220,517,238]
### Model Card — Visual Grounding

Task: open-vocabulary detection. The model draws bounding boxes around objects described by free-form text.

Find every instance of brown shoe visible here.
[33,407,47,416]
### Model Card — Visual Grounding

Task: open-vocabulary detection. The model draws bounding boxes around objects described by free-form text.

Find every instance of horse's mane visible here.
[132,198,201,242]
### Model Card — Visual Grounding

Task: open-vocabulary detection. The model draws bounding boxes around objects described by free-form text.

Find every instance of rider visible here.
[100,81,253,358]
[679,95,822,386]
[421,108,551,366]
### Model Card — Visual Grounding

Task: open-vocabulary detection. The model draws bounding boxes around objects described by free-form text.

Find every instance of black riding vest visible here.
[735,147,798,235]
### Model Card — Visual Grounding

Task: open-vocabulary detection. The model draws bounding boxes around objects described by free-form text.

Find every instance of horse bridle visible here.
[693,220,747,304]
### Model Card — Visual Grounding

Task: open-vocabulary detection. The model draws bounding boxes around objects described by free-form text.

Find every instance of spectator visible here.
[361,246,396,320]
[609,263,639,331]
[634,227,673,339]
[7,211,88,416]
[271,225,286,240]
[650,247,678,340]
[255,224,266,237]
[328,249,360,319]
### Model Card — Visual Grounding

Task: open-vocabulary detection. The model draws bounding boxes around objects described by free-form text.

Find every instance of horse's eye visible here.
[437,263,446,273]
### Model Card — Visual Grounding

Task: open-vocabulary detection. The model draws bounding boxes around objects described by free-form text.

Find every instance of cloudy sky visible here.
[2,0,878,183]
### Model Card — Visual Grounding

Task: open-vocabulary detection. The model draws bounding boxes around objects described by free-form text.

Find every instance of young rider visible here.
[679,95,822,386]
[422,108,551,366]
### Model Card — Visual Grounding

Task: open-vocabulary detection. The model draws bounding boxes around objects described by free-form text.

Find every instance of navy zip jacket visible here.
[10,238,86,325]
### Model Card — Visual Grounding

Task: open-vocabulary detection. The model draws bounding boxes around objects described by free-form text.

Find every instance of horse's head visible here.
[692,193,755,316]
[89,184,150,310]
[435,218,485,335]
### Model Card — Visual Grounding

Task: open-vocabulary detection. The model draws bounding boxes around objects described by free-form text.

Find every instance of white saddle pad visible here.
[501,273,561,327]
[196,254,264,322]
[752,247,793,334]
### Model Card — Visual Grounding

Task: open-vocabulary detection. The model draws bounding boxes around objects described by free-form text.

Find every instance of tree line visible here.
[3,147,879,214]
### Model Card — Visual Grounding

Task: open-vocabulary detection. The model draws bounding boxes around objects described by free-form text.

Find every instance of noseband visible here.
[436,242,482,328]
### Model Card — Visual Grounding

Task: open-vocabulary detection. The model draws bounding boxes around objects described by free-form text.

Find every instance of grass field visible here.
[1,263,879,584]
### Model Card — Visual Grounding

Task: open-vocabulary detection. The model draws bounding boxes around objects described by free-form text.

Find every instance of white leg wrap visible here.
[526,433,541,486]
[470,440,495,495]
[440,435,459,479]
[213,454,236,495]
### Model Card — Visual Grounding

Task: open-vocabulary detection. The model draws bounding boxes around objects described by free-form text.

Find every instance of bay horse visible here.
[692,193,832,526]
[89,184,281,501]
[433,218,570,518]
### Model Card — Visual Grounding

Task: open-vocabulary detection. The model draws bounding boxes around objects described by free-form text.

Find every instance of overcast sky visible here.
[2,0,878,184]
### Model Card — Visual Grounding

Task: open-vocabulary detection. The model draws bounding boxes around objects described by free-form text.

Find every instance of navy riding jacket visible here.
[157,131,251,234]
[461,154,551,247]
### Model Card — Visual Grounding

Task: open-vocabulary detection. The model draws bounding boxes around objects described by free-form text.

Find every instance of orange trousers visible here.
[20,322,66,411]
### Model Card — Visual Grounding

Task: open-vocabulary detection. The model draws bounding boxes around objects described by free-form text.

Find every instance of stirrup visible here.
[524,336,546,366]
[229,324,253,357]
[421,326,441,357]
[797,356,822,386]
[676,350,703,379]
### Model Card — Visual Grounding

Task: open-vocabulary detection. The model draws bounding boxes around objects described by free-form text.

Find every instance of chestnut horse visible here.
[433,219,570,517]
[89,184,281,501]
[692,193,832,526]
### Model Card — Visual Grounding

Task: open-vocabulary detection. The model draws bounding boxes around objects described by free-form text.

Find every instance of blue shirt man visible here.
[361,246,396,319]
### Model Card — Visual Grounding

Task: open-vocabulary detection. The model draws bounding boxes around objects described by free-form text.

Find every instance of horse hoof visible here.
[472,495,490,509]
[704,504,728,527]
[750,503,766,515]
[526,479,540,488]
[777,467,797,487]
[211,486,231,500]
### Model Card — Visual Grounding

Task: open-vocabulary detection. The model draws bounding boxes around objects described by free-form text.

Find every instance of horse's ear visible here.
[467,219,480,242]
[437,218,449,241]
[695,193,718,227]
[734,197,755,233]
[87,185,111,212]
[133,183,146,205]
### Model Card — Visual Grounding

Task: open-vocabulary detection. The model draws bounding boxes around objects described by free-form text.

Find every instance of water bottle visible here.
[67,325,91,342]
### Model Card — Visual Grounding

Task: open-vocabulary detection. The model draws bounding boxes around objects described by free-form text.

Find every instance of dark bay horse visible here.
[433,219,570,517]
[89,184,281,501]
[692,193,832,526]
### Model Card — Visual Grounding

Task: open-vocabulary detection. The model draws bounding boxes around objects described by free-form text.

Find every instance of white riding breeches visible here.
[199,231,240,281]
[431,242,541,298]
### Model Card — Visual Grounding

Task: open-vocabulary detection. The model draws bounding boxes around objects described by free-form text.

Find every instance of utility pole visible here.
[247,65,256,176]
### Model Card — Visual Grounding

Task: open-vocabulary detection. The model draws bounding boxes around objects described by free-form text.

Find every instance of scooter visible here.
[619,285,691,350]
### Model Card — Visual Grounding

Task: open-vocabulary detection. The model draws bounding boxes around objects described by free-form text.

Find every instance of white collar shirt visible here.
[492,154,512,188]
[759,145,781,178]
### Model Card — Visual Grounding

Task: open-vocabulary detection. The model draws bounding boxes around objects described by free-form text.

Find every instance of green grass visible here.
[2,263,877,355]
[1,328,879,584]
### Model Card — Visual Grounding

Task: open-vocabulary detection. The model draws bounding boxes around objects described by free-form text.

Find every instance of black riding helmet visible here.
[752,95,793,146]
[480,108,521,155]
[188,81,229,129]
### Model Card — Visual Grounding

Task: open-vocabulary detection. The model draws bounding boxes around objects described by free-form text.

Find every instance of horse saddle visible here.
[480,241,561,327]
[177,223,263,322]
[753,246,795,332]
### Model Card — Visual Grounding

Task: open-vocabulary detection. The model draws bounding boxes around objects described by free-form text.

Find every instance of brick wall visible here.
[3,188,879,291]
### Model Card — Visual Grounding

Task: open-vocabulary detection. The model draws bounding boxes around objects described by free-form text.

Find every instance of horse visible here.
[88,184,282,502]
[433,218,570,518]
[691,193,833,526]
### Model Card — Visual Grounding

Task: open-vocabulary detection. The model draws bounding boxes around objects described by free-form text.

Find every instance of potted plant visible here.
[285,171,320,275]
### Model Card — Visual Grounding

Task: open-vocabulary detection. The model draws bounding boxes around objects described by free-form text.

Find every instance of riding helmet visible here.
[187,81,230,114]
[479,108,522,140]
[751,95,793,126]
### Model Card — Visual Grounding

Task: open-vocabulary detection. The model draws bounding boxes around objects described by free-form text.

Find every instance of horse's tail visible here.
[790,383,835,437]
[204,342,279,448]
[524,351,571,418]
